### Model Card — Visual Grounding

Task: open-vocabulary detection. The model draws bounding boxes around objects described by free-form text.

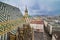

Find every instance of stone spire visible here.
[25,6,28,13]
[24,6,28,16]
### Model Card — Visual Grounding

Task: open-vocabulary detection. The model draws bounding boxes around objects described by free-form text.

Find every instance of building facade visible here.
[30,20,44,32]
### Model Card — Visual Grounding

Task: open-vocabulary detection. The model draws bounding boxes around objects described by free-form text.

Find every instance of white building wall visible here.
[30,24,43,29]
[44,20,48,27]
[52,35,56,40]
[30,24,44,32]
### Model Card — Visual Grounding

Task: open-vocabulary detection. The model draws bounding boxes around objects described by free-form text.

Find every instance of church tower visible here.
[24,6,28,17]
[23,6,29,23]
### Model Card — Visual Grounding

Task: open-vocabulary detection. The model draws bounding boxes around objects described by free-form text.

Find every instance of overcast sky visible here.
[0,0,60,16]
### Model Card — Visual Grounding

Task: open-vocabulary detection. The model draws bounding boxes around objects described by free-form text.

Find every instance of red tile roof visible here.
[30,20,44,24]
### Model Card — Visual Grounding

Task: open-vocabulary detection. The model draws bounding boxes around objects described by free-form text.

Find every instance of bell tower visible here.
[24,6,28,17]
[23,6,29,23]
